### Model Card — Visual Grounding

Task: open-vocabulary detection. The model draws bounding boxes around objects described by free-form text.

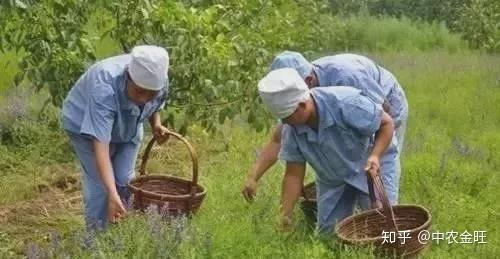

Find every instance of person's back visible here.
[62,54,130,137]
[312,53,406,135]
[313,54,398,101]
[313,54,380,81]
[62,54,167,144]
[281,86,386,189]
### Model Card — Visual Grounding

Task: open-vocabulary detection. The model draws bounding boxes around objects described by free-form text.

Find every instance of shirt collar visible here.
[118,71,140,111]
[312,64,326,87]
[294,90,335,142]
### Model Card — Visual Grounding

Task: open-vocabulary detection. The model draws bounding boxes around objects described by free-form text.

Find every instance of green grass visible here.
[0,50,20,103]
[336,16,467,53]
[0,50,499,258]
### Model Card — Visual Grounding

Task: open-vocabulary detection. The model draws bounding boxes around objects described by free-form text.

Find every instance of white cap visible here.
[258,68,310,119]
[129,45,169,91]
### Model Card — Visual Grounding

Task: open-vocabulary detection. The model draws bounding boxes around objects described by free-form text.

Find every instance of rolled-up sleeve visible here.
[278,125,306,163]
[340,95,383,137]
[80,84,116,143]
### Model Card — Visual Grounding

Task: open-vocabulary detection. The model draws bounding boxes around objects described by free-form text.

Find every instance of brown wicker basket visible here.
[335,174,432,257]
[128,131,207,216]
[300,182,317,225]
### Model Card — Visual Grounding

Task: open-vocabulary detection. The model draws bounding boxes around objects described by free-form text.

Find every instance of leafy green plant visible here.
[94,0,345,133]
[1,0,97,107]
[328,0,499,53]
[457,0,500,52]
[2,0,345,134]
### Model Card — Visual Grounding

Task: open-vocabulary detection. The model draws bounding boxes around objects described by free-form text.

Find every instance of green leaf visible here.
[178,123,188,135]
[218,108,229,124]
[140,8,149,19]
[247,109,256,124]
[255,120,264,133]
[14,0,27,9]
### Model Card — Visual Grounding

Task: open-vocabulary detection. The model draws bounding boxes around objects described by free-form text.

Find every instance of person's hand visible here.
[153,124,170,145]
[242,178,258,202]
[364,155,380,179]
[278,214,293,232]
[108,194,126,223]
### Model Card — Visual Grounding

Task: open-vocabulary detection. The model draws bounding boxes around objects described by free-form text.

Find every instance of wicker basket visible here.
[128,131,207,216]
[335,174,432,257]
[300,182,317,225]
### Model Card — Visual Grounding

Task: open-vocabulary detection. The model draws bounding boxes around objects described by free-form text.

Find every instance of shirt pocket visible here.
[112,109,140,142]
[337,128,367,161]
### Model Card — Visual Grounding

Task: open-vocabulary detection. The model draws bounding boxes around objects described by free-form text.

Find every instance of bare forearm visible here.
[149,112,161,128]
[247,141,280,182]
[93,140,119,198]
[280,163,305,220]
[371,112,395,158]
[247,124,283,182]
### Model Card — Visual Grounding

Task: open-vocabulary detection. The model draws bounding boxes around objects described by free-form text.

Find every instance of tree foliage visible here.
[329,0,499,52]
[1,0,495,134]
[457,0,499,52]
[1,0,97,106]
[1,0,344,133]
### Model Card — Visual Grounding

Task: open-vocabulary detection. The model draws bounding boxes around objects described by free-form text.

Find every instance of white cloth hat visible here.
[258,68,310,119]
[129,45,169,91]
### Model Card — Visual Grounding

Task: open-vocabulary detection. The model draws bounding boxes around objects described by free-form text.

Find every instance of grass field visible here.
[0,49,498,258]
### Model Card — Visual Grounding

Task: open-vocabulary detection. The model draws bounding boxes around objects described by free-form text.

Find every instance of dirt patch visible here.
[0,186,83,255]
[0,188,82,225]
[52,174,79,192]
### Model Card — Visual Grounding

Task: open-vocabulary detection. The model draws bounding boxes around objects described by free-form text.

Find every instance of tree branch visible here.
[168,96,245,109]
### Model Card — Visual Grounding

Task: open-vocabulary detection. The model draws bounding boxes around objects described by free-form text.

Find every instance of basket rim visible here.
[128,174,207,200]
[335,204,432,243]
[301,182,317,202]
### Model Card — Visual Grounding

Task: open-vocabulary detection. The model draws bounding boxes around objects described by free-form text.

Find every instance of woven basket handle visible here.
[301,185,309,202]
[368,173,399,232]
[301,188,308,201]
[139,130,199,195]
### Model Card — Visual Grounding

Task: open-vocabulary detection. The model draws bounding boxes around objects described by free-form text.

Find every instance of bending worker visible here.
[62,45,170,230]
[257,68,395,233]
[243,51,407,205]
